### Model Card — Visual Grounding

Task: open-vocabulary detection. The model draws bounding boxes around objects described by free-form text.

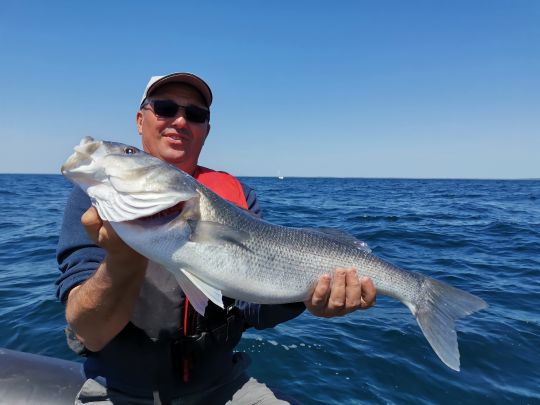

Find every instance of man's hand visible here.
[304,268,376,318]
[82,207,140,259]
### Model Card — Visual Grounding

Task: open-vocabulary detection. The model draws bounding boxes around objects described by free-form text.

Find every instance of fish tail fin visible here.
[407,277,487,371]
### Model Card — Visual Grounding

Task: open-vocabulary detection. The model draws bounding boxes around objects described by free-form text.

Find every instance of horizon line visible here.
[0,172,538,181]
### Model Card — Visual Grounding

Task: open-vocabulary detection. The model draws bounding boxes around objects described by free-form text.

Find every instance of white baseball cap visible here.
[140,72,213,107]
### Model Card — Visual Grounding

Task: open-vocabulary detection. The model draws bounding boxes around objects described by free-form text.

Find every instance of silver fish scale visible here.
[178,184,425,304]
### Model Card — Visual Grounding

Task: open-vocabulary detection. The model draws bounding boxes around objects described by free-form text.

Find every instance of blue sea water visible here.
[0,174,539,404]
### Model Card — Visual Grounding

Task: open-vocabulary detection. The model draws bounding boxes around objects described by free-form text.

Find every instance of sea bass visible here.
[61,137,487,371]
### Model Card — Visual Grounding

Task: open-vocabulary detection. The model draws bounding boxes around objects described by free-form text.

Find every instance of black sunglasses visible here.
[142,99,210,123]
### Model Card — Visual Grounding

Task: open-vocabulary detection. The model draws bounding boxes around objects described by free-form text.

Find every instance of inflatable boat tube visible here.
[0,347,85,404]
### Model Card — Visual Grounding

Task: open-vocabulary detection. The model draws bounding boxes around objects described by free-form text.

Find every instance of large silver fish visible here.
[61,137,487,371]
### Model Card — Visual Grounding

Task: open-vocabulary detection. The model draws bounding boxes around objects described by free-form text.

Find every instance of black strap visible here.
[152,335,174,405]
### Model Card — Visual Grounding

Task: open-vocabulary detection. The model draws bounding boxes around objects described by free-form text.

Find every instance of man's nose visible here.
[171,109,188,127]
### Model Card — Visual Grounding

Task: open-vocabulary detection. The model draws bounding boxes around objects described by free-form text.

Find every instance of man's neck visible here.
[175,162,198,176]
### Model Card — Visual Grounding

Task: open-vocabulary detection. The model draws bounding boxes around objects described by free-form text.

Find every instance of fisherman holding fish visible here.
[57,72,377,404]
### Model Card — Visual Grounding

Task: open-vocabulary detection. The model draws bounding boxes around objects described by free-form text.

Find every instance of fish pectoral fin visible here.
[169,267,210,315]
[303,227,371,253]
[170,267,224,316]
[181,269,224,311]
[188,220,251,251]
[175,195,201,222]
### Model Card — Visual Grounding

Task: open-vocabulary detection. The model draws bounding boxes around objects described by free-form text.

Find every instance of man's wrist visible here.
[102,252,148,281]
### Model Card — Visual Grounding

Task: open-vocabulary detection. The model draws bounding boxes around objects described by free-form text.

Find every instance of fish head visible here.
[61,136,199,222]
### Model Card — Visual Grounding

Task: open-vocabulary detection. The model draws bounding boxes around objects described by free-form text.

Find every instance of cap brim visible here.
[142,72,213,107]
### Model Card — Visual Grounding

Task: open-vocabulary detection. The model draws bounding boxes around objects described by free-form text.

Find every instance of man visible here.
[56,72,376,404]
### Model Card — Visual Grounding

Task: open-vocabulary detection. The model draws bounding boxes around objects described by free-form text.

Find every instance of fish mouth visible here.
[61,136,101,174]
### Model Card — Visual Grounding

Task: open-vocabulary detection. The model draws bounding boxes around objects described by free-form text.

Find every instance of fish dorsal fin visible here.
[170,267,224,316]
[188,220,251,250]
[304,227,371,253]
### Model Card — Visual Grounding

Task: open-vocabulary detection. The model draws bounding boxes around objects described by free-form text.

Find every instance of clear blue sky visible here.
[1,1,538,178]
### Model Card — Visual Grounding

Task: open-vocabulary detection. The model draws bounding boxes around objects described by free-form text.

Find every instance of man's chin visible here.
[162,154,195,174]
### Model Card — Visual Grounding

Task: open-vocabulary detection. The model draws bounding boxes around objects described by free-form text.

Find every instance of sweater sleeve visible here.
[236,301,306,330]
[55,186,104,303]
[237,181,306,329]
[241,182,262,218]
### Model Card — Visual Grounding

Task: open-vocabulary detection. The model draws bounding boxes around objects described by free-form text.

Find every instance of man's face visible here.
[136,83,210,174]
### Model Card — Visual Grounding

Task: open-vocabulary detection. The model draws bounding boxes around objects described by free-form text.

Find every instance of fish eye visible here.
[124,147,137,155]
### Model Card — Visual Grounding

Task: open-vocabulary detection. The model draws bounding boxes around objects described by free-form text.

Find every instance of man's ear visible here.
[203,123,211,143]
[136,110,144,135]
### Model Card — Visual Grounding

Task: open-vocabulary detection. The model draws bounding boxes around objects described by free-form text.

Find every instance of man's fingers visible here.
[306,269,377,318]
[328,268,347,311]
[359,276,376,309]
[81,206,100,225]
[81,207,102,242]
[308,274,331,308]
[344,268,362,309]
